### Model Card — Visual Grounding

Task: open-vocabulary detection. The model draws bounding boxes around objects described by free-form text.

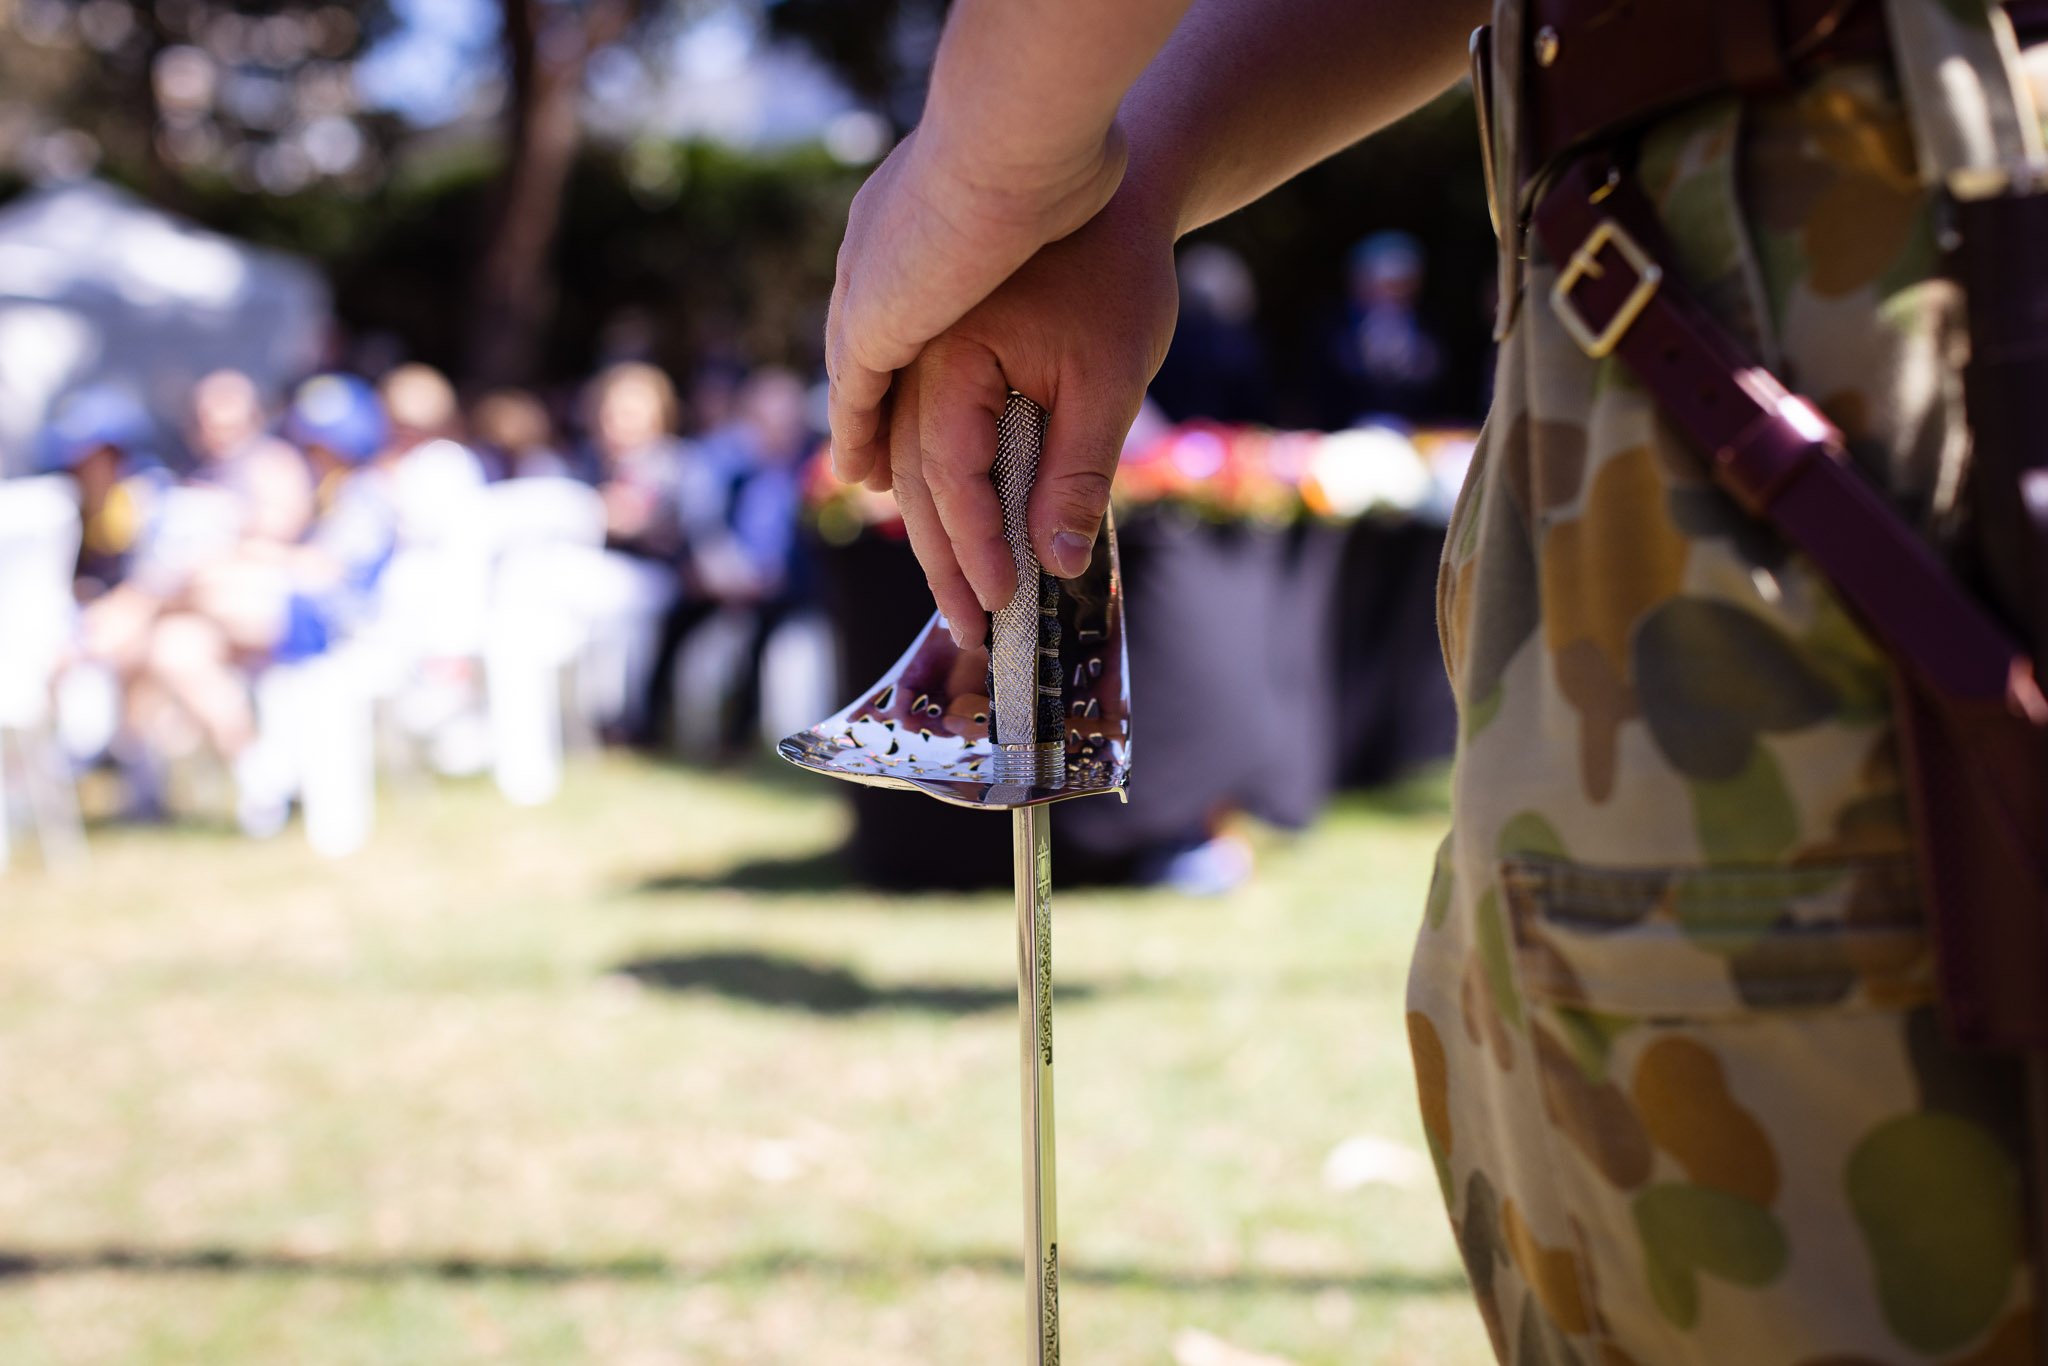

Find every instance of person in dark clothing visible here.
[1147,242,1273,424]
[1320,230,1445,425]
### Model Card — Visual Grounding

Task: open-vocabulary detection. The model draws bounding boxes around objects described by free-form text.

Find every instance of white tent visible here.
[0,179,331,474]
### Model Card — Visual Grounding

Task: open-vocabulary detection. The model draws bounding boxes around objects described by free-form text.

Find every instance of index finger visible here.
[828,363,892,485]
[916,336,1018,613]
[826,311,895,485]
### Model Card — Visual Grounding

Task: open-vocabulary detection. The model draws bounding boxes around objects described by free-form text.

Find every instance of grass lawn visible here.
[0,755,1489,1365]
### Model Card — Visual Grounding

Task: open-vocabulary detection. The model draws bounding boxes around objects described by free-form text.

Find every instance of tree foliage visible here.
[764,0,947,132]
[0,0,402,200]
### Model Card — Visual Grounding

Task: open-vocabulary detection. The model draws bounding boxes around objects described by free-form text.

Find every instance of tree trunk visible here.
[468,0,639,387]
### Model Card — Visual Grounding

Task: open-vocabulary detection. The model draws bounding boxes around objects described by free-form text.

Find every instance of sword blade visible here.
[1015,803,1059,1365]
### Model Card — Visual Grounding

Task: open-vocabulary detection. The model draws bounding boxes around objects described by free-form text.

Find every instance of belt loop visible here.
[1489,0,1529,340]
[1882,0,2046,193]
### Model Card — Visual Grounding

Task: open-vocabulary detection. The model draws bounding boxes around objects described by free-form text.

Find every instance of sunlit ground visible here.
[0,754,1488,1365]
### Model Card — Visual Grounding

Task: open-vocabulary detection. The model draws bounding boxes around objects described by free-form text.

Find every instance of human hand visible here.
[883,192,1180,640]
[824,124,1129,489]
[602,482,653,539]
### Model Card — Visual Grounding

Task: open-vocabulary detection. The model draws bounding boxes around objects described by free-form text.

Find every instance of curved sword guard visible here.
[776,514,1130,813]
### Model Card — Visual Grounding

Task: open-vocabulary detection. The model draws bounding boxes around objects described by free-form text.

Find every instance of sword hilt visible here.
[988,391,1063,787]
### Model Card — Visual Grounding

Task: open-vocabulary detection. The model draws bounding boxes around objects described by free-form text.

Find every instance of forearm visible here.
[921,0,1194,197]
[1119,0,1489,239]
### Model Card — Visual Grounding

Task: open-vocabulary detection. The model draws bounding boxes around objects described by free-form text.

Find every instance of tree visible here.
[766,0,946,133]
[466,0,654,386]
[0,0,399,199]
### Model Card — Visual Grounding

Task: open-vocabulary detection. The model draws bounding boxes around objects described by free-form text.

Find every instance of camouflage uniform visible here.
[1411,4,2048,1362]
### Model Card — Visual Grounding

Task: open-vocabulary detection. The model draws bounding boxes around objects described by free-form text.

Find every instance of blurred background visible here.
[0,2,1498,1361]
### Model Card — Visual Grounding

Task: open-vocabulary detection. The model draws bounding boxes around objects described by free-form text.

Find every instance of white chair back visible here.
[0,476,82,729]
[392,439,489,548]
[485,477,607,554]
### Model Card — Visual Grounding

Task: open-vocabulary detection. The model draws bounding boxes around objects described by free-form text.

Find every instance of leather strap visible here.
[1519,0,2048,208]
[1531,155,2048,1045]
[1523,0,1883,202]
[1533,157,2046,715]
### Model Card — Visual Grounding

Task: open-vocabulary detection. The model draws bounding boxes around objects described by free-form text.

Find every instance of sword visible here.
[986,393,1063,1363]
[780,391,1129,1364]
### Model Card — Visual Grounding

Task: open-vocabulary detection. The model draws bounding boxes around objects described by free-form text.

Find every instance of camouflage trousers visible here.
[1410,41,2048,1366]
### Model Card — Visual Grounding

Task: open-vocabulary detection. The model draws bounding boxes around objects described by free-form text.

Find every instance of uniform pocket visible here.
[1493,855,2027,1361]
[1502,855,1934,1020]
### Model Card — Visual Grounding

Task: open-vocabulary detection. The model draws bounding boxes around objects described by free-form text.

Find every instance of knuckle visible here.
[1051,468,1115,517]
[890,457,927,494]
[921,457,982,493]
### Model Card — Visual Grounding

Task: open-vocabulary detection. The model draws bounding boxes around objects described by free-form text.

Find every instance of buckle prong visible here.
[1550,219,1662,358]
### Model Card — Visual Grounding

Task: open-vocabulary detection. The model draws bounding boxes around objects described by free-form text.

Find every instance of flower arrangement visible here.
[803,420,1479,542]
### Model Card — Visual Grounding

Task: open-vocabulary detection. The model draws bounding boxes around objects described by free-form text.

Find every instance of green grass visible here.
[0,756,1489,1365]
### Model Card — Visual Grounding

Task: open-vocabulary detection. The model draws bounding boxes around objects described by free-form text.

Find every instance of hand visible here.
[825,124,1129,489]
[884,192,1179,640]
[602,482,653,538]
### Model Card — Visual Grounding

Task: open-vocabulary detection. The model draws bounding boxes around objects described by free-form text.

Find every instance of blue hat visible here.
[285,374,387,464]
[40,385,153,471]
[1350,230,1424,282]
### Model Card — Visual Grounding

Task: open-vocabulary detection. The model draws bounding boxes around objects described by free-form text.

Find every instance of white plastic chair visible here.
[248,645,377,858]
[485,476,609,554]
[0,476,86,872]
[332,442,494,780]
[481,478,608,806]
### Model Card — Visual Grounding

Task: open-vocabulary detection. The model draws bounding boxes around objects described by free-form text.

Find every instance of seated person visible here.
[37,385,168,601]
[86,371,312,691]
[688,367,814,607]
[185,368,313,550]
[470,388,575,482]
[641,368,817,754]
[587,362,689,563]
[130,375,395,831]
[378,363,486,547]
[519,362,690,740]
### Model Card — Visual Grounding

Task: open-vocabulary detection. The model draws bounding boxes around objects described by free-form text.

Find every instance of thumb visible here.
[1029,382,1139,581]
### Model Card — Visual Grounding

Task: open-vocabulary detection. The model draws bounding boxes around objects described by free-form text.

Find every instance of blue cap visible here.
[285,374,387,464]
[1350,230,1424,281]
[40,385,153,471]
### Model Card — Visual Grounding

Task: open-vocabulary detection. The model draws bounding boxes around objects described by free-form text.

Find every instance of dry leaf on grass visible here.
[1321,1133,1430,1191]
[1171,1327,1299,1366]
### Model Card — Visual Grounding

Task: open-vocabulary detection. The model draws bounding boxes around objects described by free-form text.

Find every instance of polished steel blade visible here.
[782,392,1092,1363]
[1016,804,1059,1364]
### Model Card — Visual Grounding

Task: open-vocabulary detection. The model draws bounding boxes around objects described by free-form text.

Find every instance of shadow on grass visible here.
[1334,764,1454,821]
[632,848,853,898]
[609,948,1098,1016]
[0,1243,1471,1299]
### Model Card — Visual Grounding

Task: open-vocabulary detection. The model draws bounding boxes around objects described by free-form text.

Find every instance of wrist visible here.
[908,115,1128,249]
[1100,119,1200,247]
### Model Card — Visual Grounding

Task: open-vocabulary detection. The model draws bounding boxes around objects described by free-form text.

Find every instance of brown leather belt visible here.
[1519,0,2048,200]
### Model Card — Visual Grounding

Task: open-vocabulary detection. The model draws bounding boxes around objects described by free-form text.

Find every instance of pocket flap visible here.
[1502,856,1933,1019]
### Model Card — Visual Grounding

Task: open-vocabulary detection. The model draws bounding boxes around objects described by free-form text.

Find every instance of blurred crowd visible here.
[0,228,1465,864]
[9,354,822,844]
[1151,230,1460,431]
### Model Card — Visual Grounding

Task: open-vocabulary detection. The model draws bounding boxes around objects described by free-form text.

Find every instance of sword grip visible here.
[988,392,1063,786]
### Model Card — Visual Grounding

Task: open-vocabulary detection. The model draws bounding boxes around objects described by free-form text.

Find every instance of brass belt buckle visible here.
[1550,219,1663,358]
